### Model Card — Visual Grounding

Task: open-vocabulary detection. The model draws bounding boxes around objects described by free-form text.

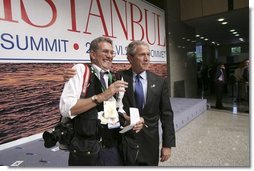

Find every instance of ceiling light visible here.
[217,18,225,22]
[235,34,240,36]
[221,22,228,25]
[200,37,204,39]
[204,38,209,41]
[239,38,244,41]
[196,35,200,37]
[233,31,238,34]
[230,29,236,32]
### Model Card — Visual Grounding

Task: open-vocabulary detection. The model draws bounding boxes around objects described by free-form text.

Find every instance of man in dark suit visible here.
[214,63,227,109]
[120,40,175,166]
[242,59,249,112]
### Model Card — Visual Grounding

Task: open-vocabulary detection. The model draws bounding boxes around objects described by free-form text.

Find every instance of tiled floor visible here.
[159,95,250,167]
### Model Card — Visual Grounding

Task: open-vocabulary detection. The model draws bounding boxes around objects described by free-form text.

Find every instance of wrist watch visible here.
[91,95,100,104]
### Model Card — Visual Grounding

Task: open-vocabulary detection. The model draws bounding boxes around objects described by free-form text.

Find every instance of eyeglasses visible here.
[96,49,116,57]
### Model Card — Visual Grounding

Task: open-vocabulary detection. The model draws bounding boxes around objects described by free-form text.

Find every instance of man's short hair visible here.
[126,40,149,57]
[89,37,113,52]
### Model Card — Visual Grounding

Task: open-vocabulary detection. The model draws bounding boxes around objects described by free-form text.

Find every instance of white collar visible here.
[92,64,110,77]
[133,71,147,80]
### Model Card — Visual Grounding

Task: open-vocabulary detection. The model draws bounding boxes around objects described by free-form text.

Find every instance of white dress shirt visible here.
[59,64,90,119]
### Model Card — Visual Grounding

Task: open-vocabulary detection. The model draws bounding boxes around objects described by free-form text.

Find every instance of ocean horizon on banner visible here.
[0,0,166,63]
[0,63,70,144]
[0,63,167,145]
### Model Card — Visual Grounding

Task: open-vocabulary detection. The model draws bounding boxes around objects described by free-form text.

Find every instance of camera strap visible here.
[81,64,91,97]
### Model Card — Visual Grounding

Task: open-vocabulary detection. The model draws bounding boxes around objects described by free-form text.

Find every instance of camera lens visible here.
[42,131,58,148]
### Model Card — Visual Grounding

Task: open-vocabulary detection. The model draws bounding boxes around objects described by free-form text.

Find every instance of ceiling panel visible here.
[182,8,249,45]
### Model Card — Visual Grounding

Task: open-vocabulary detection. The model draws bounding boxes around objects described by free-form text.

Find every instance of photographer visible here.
[60,37,127,166]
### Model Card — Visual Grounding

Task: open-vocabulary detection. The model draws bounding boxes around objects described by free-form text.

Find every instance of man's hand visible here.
[63,68,76,81]
[133,117,145,133]
[97,80,128,102]
[160,147,172,162]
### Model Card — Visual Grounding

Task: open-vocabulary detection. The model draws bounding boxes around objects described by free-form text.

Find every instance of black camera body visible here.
[43,118,74,149]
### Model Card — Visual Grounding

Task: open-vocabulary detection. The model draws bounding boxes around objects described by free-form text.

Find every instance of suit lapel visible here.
[124,69,136,107]
[144,72,156,111]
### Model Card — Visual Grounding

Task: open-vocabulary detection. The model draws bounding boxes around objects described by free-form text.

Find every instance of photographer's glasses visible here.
[96,49,116,57]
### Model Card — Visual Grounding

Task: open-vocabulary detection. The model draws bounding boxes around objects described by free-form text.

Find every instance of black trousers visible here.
[215,81,225,108]
[96,146,123,166]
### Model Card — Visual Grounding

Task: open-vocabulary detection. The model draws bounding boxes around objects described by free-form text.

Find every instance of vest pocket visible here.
[69,136,101,165]
[122,137,140,165]
[70,137,101,154]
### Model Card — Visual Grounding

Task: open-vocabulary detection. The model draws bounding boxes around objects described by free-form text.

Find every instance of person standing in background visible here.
[214,63,227,109]
[234,60,246,101]
[242,59,249,112]
[242,59,249,92]
[242,59,249,82]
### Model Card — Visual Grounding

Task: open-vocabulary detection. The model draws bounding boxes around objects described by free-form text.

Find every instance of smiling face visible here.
[127,44,150,74]
[90,41,115,71]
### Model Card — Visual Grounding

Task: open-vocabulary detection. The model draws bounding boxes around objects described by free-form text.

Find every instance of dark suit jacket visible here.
[243,67,249,82]
[214,68,227,83]
[121,68,176,165]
